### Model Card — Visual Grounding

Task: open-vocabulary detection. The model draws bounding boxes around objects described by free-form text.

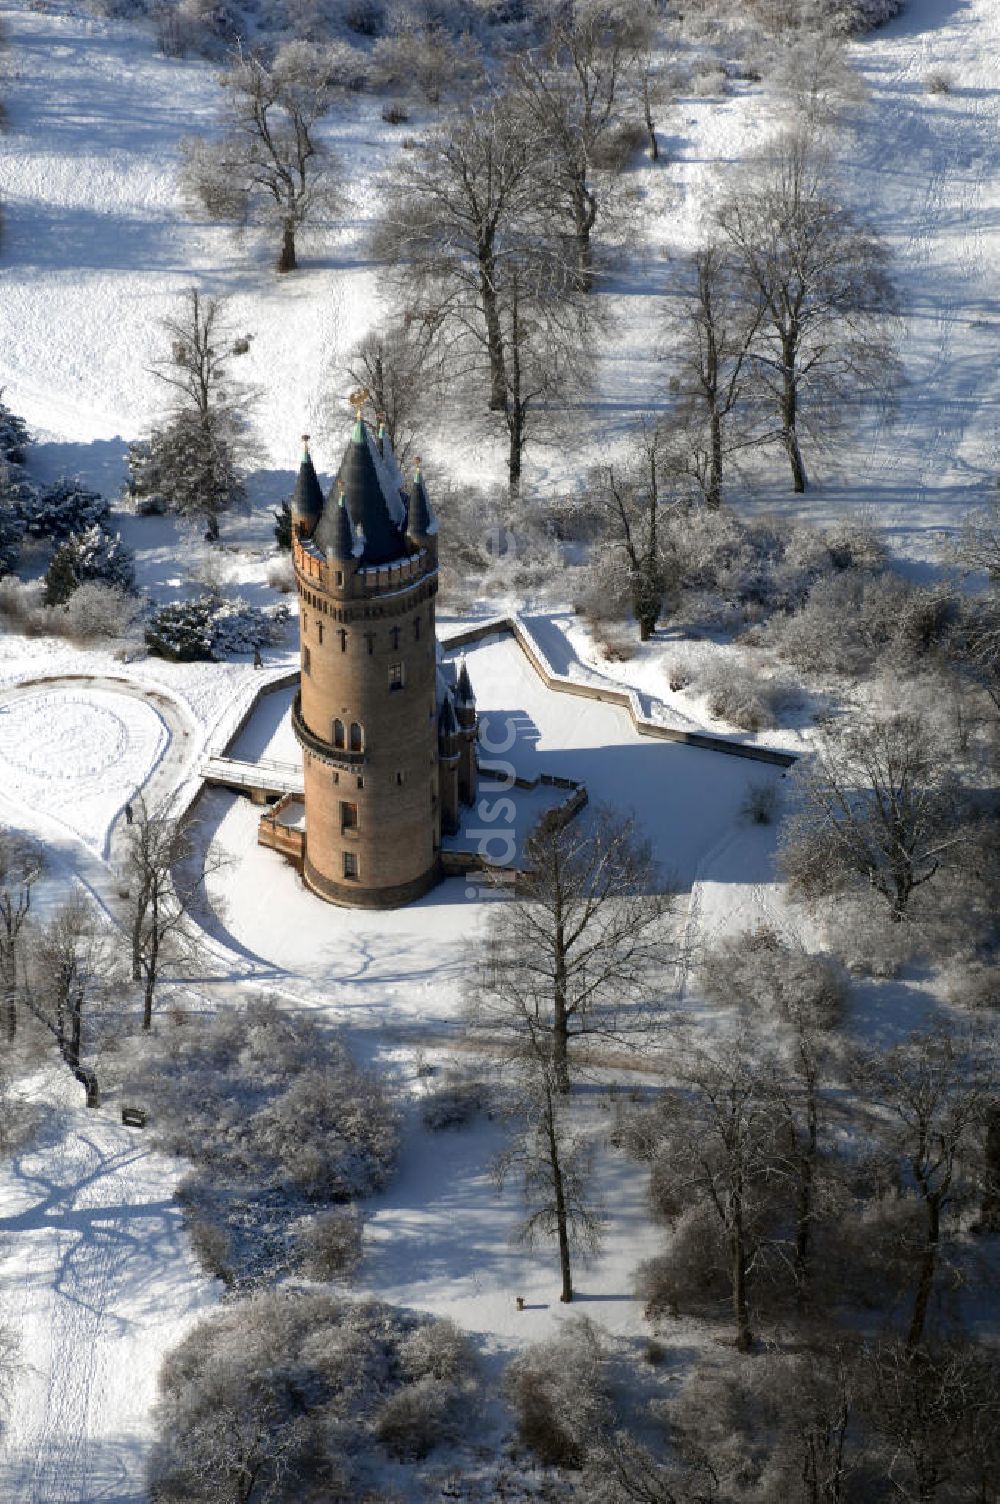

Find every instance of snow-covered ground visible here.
[0,0,997,1494]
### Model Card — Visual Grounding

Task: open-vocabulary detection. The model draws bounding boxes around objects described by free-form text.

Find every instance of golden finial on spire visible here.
[348,388,369,423]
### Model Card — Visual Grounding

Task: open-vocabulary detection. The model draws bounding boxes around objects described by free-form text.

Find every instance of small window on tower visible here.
[333,718,345,748]
[340,801,358,831]
[395,771,405,786]
[388,662,404,692]
[343,851,358,880]
[303,646,311,674]
[391,625,401,650]
[349,721,363,752]
[366,632,375,656]
[339,629,347,653]
[302,612,308,633]
[317,622,324,646]
[336,570,344,587]
[414,616,421,641]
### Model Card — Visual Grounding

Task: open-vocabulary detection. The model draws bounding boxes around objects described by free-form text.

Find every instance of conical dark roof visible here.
[456,658,475,705]
[407,463,435,540]
[327,492,356,563]
[314,419,405,566]
[438,694,459,742]
[292,440,324,525]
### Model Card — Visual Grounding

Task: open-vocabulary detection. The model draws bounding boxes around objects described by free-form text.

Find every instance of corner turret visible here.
[292,435,324,538]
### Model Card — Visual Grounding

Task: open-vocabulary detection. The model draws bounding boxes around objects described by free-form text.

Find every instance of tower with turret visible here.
[286,408,476,908]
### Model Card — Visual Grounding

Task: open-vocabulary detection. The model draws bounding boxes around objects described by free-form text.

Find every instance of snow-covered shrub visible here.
[0,393,30,465]
[742,779,778,824]
[420,1070,488,1130]
[131,998,399,1284]
[209,597,290,656]
[16,477,110,542]
[294,1206,363,1280]
[183,1210,234,1287]
[926,69,954,95]
[766,570,959,680]
[702,659,793,731]
[43,523,135,605]
[374,1377,455,1460]
[700,926,849,1031]
[823,514,888,573]
[144,597,214,661]
[819,893,916,977]
[145,595,289,661]
[61,582,142,644]
[665,507,832,625]
[505,1317,611,1469]
[149,1292,477,1501]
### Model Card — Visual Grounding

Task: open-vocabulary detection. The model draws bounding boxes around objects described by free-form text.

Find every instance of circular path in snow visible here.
[0,682,172,857]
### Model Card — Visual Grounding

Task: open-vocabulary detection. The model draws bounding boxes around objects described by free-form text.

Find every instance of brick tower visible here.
[288,410,474,908]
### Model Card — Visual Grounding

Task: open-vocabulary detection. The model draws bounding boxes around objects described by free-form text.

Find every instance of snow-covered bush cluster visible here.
[504,1316,610,1470]
[131,998,399,1284]
[43,523,135,606]
[145,594,289,660]
[761,569,960,678]
[420,1068,489,1130]
[148,1292,477,1500]
[701,658,796,731]
[14,476,110,541]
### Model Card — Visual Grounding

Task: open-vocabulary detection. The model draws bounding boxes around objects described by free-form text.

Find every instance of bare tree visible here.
[863,1337,1000,1503]
[717,128,898,492]
[641,1025,784,1351]
[779,710,969,922]
[0,831,44,1043]
[182,41,339,272]
[856,1026,998,1351]
[122,798,221,1031]
[378,97,537,412]
[26,893,118,1107]
[701,928,848,1304]
[472,806,674,1096]
[494,1060,604,1304]
[490,243,593,492]
[596,417,673,638]
[509,4,645,291]
[664,243,765,510]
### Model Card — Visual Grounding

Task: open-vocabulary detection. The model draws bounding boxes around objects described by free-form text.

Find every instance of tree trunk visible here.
[781,341,807,492]
[546,1090,574,1303]
[573,181,595,294]
[731,1198,753,1351]
[553,918,570,1096]
[277,219,297,274]
[708,407,723,510]
[643,74,658,161]
[906,1194,940,1351]
[507,412,522,493]
[142,892,159,1031]
[3,985,14,1043]
[478,247,508,410]
[794,1063,819,1301]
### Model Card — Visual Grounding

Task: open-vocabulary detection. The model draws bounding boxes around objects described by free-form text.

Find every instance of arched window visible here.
[333,718,345,749]
[349,721,364,752]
